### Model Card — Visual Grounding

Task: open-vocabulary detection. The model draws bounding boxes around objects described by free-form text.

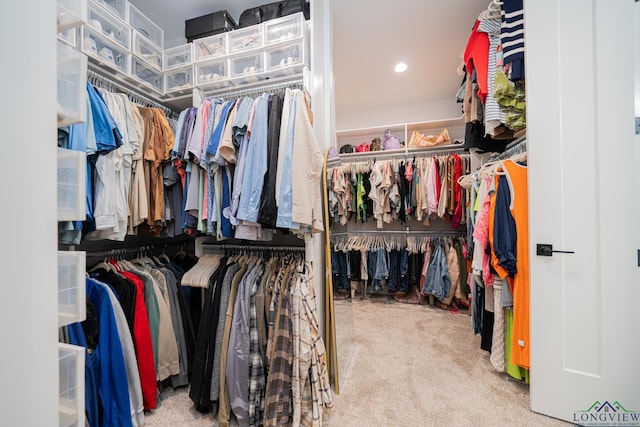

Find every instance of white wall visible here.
[0,0,59,426]
[336,98,462,131]
[309,0,335,340]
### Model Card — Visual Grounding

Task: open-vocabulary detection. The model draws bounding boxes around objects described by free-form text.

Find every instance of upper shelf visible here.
[76,11,310,107]
[334,116,466,160]
[58,0,87,33]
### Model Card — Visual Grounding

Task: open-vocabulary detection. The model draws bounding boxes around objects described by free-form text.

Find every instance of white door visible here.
[526,0,640,425]
[636,1,640,215]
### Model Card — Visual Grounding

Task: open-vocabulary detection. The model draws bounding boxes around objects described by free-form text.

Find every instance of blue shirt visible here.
[493,175,517,275]
[86,278,133,427]
[276,95,300,229]
[86,83,122,154]
[220,165,233,238]
[67,322,99,427]
[237,94,270,223]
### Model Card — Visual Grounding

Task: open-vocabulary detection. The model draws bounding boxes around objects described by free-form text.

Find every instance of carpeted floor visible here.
[143,298,570,426]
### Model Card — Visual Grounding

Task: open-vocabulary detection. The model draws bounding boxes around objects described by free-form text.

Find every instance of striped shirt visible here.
[479,18,508,134]
[501,0,525,80]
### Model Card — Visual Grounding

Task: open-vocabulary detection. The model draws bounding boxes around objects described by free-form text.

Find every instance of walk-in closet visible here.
[1,0,639,426]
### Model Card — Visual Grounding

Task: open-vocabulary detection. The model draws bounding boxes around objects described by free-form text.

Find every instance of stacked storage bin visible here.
[58,0,88,126]
[129,3,164,93]
[193,32,230,90]
[80,0,131,75]
[72,5,309,100]
[192,12,307,90]
[57,1,87,426]
[263,13,307,78]
[164,43,195,95]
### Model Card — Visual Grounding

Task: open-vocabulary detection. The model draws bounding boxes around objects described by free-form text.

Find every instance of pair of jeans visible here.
[388,250,409,292]
[331,250,349,291]
[388,250,400,292]
[423,241,451,301]
[348,250,361,280]
[367,250,378,292]
[409,252,424,287]
[372,249,388,292]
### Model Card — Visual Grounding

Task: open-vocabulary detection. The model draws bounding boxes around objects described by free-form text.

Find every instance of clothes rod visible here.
[489,136,527,162]
[83,247,161,261]
[330,229,466,237]
[200,243,305,253]
[202,76,305,101]
[87,68,177,118]
[503,134,526,152]
[337,146,467,162]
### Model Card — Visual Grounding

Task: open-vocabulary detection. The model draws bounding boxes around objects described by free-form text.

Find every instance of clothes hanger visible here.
[89,249,117,273]
[158,246,171,264]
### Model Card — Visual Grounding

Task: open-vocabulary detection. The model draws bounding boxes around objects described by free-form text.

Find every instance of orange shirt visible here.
[139,107,175,235]
[501,159,529,369]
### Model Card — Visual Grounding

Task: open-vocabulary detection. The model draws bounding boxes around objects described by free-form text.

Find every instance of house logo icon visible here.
[573,400,640,426]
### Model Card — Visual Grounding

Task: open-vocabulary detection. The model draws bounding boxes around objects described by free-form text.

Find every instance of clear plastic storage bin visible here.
[131,57,163,92]
[58,28,77,48]
[88,0,131,49]
[80,26,131,74]
[228,26,263,54]
[164,43,193,70]
[165,66,194,93]
[195,59,231,89]
[57,147,87,221]
[57,41,87,126]
[95,0,127,21]
[58,251,86,327]
[193,33,227,62]
[266,40,304,77]
[264,13,304,45]
[230,52,264,83]
[59,343,85,427]
[132,31,163,70]
[58,0,87,32]
[128,3,163,48]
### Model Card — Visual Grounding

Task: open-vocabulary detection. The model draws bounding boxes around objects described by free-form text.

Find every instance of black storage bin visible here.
[238,2,285,28]
[281,0,310,19]
[185,10,237,42]
[238,6,262,28]
[261,2,284,21]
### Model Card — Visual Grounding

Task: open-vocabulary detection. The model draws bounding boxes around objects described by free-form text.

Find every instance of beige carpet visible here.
[143,298,570,426]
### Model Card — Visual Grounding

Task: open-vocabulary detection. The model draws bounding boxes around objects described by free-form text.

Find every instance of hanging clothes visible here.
[167,88,322,241]
[74,278,133,427]
[496,159,530,369]
[327,154,469,228]
[181,248,333,427]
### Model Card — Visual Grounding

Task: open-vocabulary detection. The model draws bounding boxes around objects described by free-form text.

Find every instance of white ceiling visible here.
[130,0,488,120]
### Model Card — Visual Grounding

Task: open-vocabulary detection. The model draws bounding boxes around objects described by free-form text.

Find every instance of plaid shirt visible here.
[264,267,294,426]
[300,263,334,426]
[248,267,265,427]
[291,261,311,427]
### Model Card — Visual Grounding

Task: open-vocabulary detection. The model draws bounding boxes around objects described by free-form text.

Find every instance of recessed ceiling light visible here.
[394,62,408,73]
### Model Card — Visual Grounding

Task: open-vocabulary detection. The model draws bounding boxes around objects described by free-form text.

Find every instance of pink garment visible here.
[404,162,413,182]
[202,174,208,220]
[186,100,211,164]
[426,157,439,217]
[472,176,494,286]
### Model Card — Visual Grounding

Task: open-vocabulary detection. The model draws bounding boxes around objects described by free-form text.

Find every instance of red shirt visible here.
[464,20,489,103]
[120,271,158,410]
